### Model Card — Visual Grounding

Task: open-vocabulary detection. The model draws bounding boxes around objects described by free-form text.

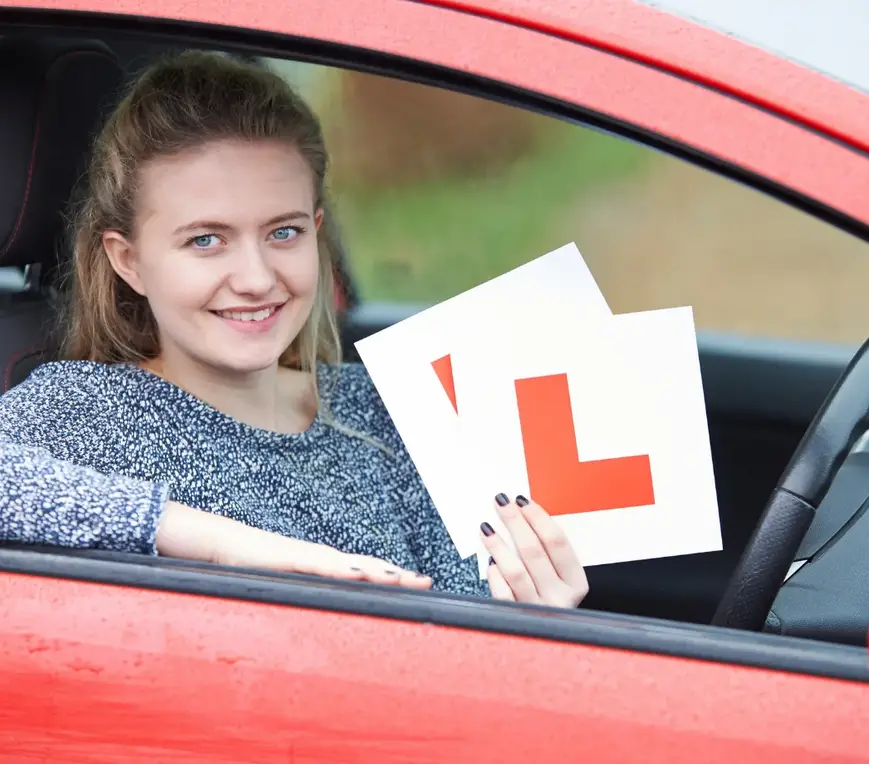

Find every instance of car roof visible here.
[5,0,869,231]
[11,0,869,157]
[421,0,869,155]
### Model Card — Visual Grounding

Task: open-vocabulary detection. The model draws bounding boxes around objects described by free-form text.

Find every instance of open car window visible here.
[0,32,867,650]
[258,54,869,632]
[264,56,869,347]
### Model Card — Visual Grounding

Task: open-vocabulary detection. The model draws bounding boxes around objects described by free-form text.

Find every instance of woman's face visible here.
[104,139,323,377]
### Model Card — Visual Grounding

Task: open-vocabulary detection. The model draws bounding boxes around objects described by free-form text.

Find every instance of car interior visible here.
[1,26,869,656]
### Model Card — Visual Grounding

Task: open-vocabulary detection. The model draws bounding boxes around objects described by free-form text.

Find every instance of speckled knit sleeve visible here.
[0,379,168,554]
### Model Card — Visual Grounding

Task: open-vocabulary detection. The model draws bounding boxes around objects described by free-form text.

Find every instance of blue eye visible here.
[270,226,301,242]
[191,234,220,249]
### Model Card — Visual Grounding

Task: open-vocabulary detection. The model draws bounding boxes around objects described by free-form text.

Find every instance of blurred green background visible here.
[337,124,645,303]
[268,59,869,345]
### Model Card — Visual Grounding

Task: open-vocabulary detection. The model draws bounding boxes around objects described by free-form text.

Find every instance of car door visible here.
[1,547,868,762]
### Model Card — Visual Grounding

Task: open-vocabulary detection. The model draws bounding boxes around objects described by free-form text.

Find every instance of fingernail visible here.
[415,572,428,578]
[384,570,397,576]
[480,522,495,536]
[495,493,510,506]
[516,495,529,507]
[488,556,495,566]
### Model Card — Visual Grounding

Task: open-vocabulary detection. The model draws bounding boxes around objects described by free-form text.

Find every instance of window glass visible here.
[266,59,869,345]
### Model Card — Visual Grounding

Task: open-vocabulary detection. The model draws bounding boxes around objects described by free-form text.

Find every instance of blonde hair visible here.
[60,51,341,403]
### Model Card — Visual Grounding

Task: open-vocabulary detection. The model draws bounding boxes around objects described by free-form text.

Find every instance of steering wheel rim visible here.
[712,336,869,631]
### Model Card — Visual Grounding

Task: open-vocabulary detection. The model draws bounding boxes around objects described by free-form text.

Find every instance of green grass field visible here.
[331,122,650,303]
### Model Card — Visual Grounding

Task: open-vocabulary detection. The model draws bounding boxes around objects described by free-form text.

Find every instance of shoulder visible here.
[2,361,146,406]
[0,361,151,448]
[4,360,109,405]
[318,362,402,449]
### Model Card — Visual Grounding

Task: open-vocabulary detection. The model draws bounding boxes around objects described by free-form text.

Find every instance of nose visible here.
[228,239,277,296]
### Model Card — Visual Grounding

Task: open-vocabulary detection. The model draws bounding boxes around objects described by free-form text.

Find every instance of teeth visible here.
[218,306,277,322]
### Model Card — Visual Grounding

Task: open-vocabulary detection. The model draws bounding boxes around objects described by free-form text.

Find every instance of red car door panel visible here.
[0,558,866,762]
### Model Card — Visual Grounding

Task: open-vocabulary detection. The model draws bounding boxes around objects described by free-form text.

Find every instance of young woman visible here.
[0,52,588,609]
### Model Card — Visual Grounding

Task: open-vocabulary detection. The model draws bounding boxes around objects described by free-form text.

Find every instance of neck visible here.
[144,347,316,434]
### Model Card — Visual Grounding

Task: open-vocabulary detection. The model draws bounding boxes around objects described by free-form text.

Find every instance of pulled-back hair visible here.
[60,51,340,381]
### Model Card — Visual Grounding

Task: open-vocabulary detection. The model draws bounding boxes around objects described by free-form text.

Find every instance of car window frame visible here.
[0,6,868,668]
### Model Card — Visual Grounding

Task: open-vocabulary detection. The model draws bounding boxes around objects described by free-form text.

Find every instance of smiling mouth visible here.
[213,303,285,323]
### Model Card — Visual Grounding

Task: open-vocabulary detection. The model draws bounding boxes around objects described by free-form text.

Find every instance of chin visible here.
[205,350,284,376]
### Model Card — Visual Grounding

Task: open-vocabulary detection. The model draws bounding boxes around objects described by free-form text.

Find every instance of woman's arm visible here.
[157,500,431,587]
[0,437,429,588]
[0,438,167,553]
[0,370,429,587]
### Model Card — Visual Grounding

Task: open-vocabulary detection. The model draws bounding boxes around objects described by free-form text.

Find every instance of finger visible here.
[349,555,432,589]
[485,559,515,601]
[519,498,589,597]
[265,538,431,589]
[397,570,434,590]
[287,550,368,582]
[493,494,563,595]
[481,520,540,603]
[244,535,367,581]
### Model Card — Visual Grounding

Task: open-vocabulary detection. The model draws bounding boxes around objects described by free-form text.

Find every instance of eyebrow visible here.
[172,210,312,236]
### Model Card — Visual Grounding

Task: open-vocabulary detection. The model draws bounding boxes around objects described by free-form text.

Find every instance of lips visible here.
[214,305,279,322]
[211,301,287,332]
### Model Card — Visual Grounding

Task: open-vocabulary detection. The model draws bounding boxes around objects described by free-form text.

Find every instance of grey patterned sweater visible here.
[0,361,488,597]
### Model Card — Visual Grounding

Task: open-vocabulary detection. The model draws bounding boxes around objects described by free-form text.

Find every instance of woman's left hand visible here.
[481,494,589,609]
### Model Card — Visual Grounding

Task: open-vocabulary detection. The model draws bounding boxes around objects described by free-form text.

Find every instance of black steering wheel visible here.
[712,336,869,632]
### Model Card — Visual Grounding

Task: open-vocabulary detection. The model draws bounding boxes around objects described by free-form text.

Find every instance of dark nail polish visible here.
[516,495,529,507]
[384,570,397,576]
[488,556,495,566]
[480,522,495,536]
[495,493,510,506]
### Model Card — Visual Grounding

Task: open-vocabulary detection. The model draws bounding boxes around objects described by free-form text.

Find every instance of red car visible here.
[1,0,868,760]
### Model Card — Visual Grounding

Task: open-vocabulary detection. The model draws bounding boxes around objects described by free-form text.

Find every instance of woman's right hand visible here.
[156,501,432,590]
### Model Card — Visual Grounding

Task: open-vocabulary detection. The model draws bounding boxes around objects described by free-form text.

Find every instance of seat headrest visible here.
[0,38,123,270]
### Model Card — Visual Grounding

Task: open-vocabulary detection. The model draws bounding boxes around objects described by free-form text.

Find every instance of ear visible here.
[314,208,324,232]
[102,230,146,296]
